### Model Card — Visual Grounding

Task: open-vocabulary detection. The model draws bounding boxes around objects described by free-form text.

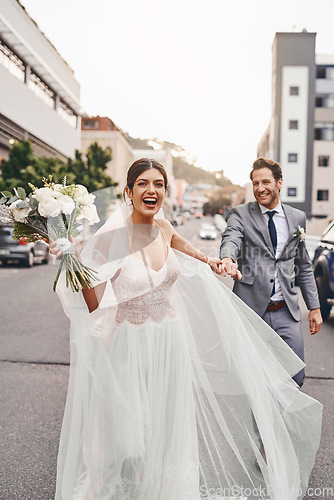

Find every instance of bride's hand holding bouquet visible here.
[0,176,100,292]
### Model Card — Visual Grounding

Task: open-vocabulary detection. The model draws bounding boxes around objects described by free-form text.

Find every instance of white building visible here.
[257,31,334,220]
[0,0,81,163]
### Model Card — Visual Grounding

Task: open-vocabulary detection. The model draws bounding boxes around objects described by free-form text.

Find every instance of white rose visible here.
[38,197,62,218]
[9,199,31,222]
[73,185,89,203]
[77,203,100,225]
[57,194,75,215]
[32,187,54,203]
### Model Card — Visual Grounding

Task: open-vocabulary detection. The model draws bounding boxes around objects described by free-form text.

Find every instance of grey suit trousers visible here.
[261,305,305,387]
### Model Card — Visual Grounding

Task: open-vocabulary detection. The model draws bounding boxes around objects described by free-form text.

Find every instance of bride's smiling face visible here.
[126,168,166,219]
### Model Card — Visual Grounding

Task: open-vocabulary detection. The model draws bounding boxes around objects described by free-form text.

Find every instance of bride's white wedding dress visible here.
[55,208,322,500]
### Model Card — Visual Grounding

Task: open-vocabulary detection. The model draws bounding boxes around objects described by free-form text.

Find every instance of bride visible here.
[51,158,322,500]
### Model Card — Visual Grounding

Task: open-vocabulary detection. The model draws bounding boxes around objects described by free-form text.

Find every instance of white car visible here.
[199,223,217,240]
[214,214,227,233]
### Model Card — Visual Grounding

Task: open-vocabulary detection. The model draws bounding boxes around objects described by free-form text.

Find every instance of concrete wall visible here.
[0,64,80,157]
[1,0,80,104]
[81,131,134,194]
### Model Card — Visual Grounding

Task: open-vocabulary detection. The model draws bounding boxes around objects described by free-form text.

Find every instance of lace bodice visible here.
[112,247,180,325]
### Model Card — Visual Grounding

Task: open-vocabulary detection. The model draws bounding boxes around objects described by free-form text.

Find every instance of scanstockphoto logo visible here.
[199,484,334,498]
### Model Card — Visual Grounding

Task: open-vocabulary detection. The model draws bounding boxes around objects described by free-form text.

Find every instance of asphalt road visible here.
[0,217,333,500]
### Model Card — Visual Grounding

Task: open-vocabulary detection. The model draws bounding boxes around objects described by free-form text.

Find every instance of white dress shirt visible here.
[259,201,289,302]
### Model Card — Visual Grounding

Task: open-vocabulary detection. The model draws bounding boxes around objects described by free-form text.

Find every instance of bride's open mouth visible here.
[142,197,158,208]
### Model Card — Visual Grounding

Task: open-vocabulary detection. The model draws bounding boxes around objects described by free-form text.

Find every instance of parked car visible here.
[199,223,217,240]
[171,215,183,227]
[213,214,227,234]
[0,225,49,267]
[313,221,334,321]
[304,234,320,263]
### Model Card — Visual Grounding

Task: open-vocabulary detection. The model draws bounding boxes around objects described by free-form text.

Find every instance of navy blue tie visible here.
[267,210,277,253]
[267,210,277,296]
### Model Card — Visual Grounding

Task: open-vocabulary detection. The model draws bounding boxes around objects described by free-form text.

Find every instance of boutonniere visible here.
[294,225,306,241]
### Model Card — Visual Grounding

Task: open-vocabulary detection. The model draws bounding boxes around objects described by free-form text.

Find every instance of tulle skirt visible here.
[55,255,322,500]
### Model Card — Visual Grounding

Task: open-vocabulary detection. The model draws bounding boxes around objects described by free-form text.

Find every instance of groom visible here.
[219,157,322,387]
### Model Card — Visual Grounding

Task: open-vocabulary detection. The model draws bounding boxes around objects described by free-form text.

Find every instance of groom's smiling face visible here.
[252,167,282,209]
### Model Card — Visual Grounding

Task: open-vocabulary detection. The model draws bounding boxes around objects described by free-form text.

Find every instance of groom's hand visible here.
[308,308,323,335]
[220,257,242,280]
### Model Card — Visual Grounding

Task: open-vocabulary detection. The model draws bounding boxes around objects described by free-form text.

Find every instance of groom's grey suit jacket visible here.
[219,201,320,321]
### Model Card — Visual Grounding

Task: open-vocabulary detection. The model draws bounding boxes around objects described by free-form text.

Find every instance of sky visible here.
[19,0,334,185]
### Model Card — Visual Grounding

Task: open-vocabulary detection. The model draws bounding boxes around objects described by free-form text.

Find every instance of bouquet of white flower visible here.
[0,176,100,292]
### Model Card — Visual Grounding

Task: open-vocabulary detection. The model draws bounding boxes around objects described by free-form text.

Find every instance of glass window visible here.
[57,99,77,128]
[327,67,334,79]
[83,120,99,129]
[316,94,334,108]
[317,190,329,201]
[288,187,297,196]
[318,155,330,167]
[314,123,334,141]
[317,66,326,79]
[315,96,323,107]
[28,71,55,108]
[288,153,298,162]
[290,86,299,95]
[0,39,25,82]
[289,120,298,129]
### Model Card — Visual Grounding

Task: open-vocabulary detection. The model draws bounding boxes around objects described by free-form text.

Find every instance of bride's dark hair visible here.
[125,158,168,194]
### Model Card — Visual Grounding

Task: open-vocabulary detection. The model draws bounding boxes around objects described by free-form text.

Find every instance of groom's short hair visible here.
[250,158,283,182]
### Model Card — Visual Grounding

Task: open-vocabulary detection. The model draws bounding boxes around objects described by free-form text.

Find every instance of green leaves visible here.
[16,200,30,209]
[1,191,12,198]
[16,187,26,199]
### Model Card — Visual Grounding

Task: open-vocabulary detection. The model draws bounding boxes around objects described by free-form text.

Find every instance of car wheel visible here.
[315,275,332,321]
[25,251,34,268]
[41,252,49,264]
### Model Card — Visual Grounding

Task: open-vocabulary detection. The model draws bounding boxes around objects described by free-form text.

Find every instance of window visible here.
[316,97,323,107]
[317,190,329,201]
[288,153,298,162]
[318,155,330,167]
[28,71,55,108]
[82,120,99,129]
[317,66,326,79]
[316,94,334,108]
[289,120,298,130]
[57,99,77,128]
[290,86,299,96]
[0,38,25,82]
[314,123,334,141]
[317,66,334,80]
[288,187,297,197]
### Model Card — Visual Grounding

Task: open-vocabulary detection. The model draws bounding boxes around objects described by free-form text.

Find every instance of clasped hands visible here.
[207,257,242,280]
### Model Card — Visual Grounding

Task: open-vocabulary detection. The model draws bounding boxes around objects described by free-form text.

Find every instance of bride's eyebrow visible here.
[136,178,163,183]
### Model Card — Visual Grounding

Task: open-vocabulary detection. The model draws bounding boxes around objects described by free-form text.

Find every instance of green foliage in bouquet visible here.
[0,175,100,292]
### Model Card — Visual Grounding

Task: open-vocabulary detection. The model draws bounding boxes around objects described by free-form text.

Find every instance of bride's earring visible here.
[126,197,133,206]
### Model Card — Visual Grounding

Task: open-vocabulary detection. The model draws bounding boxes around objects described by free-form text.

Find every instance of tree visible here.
[0,140,118,197]
[68,142,118,193]
[0,140,71,192]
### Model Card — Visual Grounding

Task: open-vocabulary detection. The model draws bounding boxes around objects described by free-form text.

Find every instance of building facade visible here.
[257,31,334,220]
[81,116,134,193]
[0,0,81,163]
